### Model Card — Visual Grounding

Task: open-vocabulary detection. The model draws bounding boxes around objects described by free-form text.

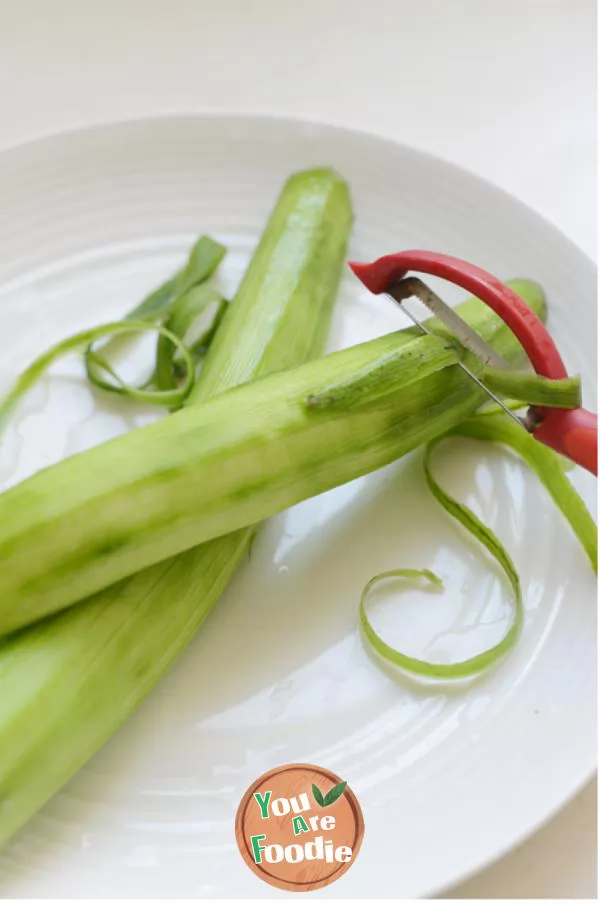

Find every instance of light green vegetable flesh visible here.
[0,280,550,633]
[0,166,352,847]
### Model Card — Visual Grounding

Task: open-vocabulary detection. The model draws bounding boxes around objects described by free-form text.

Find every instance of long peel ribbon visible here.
[360,410,596,681]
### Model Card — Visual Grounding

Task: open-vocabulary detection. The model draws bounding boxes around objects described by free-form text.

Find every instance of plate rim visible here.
[0,108,595,274]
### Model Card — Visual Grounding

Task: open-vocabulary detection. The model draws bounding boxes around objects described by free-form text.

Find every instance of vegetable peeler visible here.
[349,251,597,476]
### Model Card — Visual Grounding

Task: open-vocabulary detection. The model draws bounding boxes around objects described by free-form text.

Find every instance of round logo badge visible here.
[235,763,364,892]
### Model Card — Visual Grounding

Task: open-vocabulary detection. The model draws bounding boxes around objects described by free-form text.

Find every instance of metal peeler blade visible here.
[386,276,527,427]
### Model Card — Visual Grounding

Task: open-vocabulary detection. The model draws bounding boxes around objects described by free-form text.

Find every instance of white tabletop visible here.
[0,0,596,897]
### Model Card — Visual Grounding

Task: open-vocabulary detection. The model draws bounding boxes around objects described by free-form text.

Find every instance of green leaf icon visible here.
[312,784,325,807]
[323,781,347,807]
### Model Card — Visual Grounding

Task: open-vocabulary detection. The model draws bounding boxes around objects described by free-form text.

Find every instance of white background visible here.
[0,0,596,897]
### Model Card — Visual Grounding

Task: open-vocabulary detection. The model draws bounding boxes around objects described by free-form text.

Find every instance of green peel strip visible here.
[0,236,227,435]
[0,320,196,432]
[450,414,597,569]
[360,412,596,681]
[84,236,226,399]
[83,320,196,407]
[154,284,227,399]
[481,368,582,409]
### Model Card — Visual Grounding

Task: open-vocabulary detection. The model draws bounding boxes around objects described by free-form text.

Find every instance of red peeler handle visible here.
[350,250,597,476]
[535,407,597,475]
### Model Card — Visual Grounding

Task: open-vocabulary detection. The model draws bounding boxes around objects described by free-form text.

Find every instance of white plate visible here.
[0,116,596,899]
